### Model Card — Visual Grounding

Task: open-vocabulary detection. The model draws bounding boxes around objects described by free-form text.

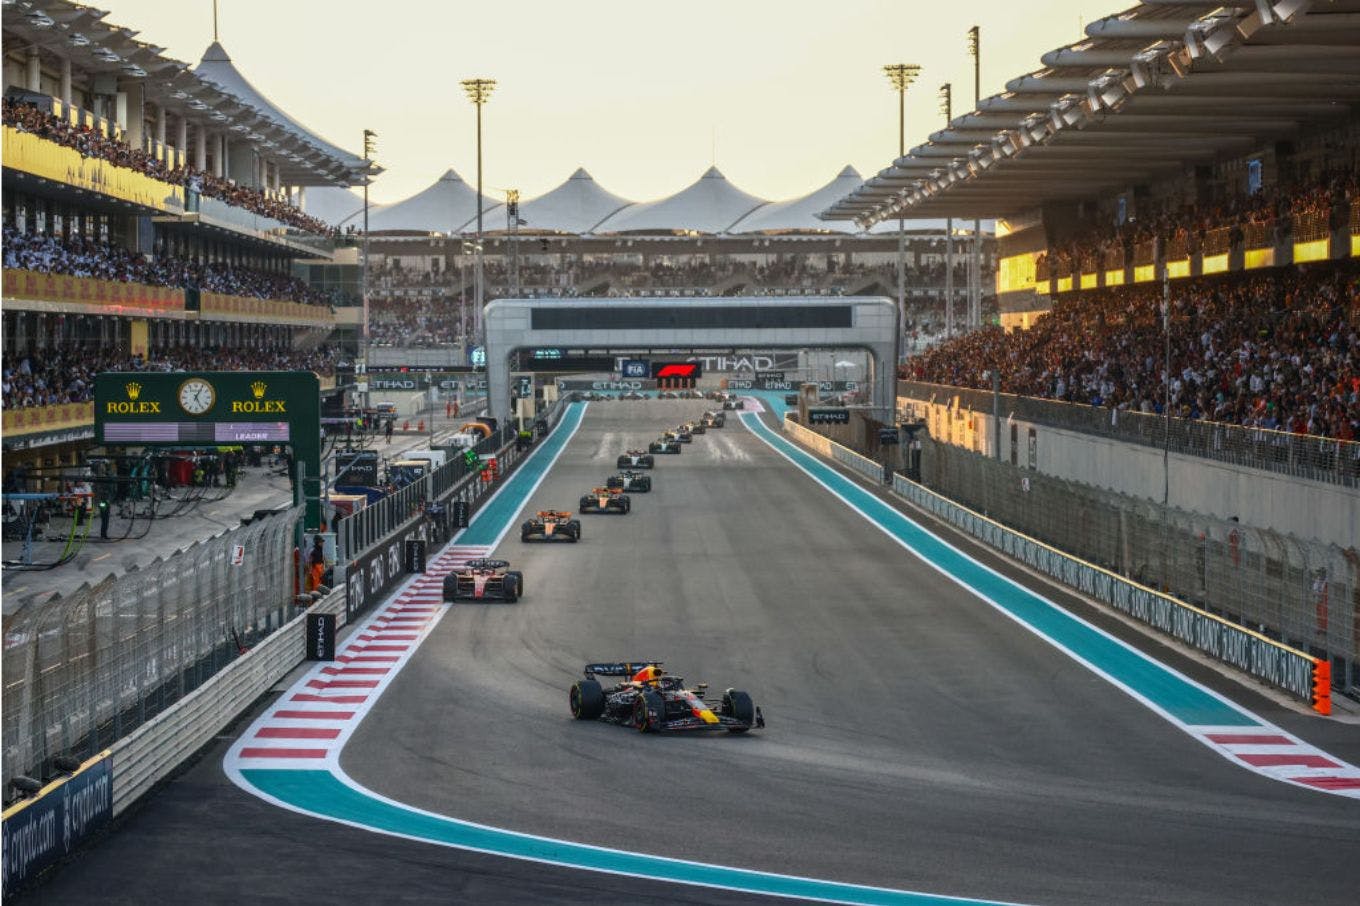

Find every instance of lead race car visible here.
[442,558,524,603]
[579,486,631,514]
[569,663,764,733]
[616,449,655,470]
[606,470,652,493]
[521,510,582,542]
[700,410,725,428]
[648,436,683,454]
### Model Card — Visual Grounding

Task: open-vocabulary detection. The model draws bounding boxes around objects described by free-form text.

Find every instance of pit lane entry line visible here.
[225,400,1029,906]
[738,411,1360,799]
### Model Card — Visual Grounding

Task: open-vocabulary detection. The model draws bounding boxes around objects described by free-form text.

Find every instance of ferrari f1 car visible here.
[648,436,683,454]
[579,487,631,514]
[701,410,725,428]
[606,471,652,493]
[521,510,581,542]
[443,558,524,602]
[569,662,764,733]
[616,450,655,469]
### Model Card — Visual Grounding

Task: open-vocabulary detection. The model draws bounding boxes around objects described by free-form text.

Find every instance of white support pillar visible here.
[296,186,306,211]
[194,122,207,171]
[216,134,226,178]
[121,83,144,149]
[156,106,167,146]
[60,58,72,109]
[26,45,40,93]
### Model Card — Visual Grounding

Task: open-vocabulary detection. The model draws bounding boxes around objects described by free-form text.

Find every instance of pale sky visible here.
[96,0,1116,205]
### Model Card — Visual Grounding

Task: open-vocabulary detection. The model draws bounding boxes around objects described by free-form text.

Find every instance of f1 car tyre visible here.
[579,496,593,511]
[620,498,631,513]
[570,680,605,720]
[504,571,523,602]
[442,574,458,602]
[721,689,755,733]
[569,520,582,541]
[634,690,665,732]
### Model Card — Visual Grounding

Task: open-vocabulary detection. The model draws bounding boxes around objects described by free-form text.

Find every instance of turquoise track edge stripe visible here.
[239,768,1023,906]
[738,412,1255,729]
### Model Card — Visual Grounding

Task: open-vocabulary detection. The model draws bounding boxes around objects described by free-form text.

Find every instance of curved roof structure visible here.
[303,186,373,229]
[729,166,864,234]
[194,42,376,185]
[368,169,497,234]
[593,166,767,235]
[514,168,633,234]
[824,0,1360,224]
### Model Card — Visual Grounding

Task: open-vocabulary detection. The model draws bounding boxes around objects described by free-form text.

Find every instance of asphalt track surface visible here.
[25,400,1360,905]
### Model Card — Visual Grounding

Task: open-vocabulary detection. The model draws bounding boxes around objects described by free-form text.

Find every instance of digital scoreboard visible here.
[100,421,291,444]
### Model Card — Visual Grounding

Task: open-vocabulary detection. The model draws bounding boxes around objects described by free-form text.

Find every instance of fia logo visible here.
[621,360,648,378]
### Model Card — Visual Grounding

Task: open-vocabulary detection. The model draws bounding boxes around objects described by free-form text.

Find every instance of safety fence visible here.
[784,417,885,485]
[899,380,1360,488]
[780,417,1336,711]
[2,507,300,801]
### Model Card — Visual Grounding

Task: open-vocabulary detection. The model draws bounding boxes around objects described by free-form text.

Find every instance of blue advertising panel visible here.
[1,752,113,892]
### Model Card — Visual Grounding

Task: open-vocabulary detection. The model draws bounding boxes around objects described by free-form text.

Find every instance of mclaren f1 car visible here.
[443,558,524,603]
[569,662,764,733]
[606,471,652,493]
[579,487,631,514]
[616,450,655,469]
[521,510,582,542]
[648,436,683,454]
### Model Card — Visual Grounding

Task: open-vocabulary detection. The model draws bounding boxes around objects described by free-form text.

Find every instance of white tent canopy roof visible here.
[728,166,865,234]
[368,169,497,233]
[302,187,371,229]
[593,166,767,235]
[514,168,634,234]
[194,42,372,180]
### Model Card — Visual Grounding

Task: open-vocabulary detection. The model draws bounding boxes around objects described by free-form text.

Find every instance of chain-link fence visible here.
[919,438,1359,694]
[2,507,299,798]
[901,380,1360,488]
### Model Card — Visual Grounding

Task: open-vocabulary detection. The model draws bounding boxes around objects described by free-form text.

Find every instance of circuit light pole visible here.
[883,63,920,360]
[968,26,982,329]
[939,83,954,337]
[461,77,496,350]
[361,128,376,403]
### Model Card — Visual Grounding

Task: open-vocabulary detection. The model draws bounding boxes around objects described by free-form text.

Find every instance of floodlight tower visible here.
[939,83,954,338]
[968,26,982,329]
[361,128,376,399]
[461,78,496,350]
[882,63,920,359]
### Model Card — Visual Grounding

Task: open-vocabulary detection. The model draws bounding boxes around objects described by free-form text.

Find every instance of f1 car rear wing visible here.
[585,662,662,678]
[536,510,573,520]
[463,558,509,570]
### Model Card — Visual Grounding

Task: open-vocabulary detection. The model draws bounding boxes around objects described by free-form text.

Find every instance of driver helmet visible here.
[632,664,664,684]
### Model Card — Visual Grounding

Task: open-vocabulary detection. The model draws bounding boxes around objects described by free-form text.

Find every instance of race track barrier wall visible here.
[781,417,1330,713]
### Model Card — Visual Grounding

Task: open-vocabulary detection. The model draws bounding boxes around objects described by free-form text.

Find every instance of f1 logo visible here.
[620,359,648,378]
[653,362,701,378]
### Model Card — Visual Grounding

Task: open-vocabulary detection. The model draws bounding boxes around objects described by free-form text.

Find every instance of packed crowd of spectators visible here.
[2,226,336,305]
[1037,168,1360,278]
[2,98,333,235]
[2,344,339,410]
[368,297,462,347]
[904,262,1360,439]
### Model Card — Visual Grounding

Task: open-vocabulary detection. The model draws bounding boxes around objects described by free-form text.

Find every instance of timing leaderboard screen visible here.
[101,422,291,444]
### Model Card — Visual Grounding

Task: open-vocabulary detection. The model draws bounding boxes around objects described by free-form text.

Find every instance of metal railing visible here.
[2,507,300,799]
[899,380,1360,488]
[915,437,1357,694]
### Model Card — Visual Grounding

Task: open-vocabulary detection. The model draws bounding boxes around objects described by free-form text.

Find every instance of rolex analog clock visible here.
[177,378,216,415]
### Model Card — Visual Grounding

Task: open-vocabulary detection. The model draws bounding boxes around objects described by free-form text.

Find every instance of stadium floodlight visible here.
[882,62,920,364]
[461,78,497,347]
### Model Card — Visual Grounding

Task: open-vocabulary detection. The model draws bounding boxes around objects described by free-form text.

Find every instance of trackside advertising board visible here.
[2,752,113,892]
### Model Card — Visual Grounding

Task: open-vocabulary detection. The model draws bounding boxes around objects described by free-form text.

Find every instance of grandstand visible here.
[2,0,376,479]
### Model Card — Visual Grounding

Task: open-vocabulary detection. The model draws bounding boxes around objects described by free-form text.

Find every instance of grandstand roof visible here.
[195,41,375,184]
[508,168,634,234]
[368,169,497,234]
[0,1,376,187]
[593,166,769,235]
[824,0,1360,224]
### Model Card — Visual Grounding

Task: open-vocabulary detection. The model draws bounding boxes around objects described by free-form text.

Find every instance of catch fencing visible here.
[2,507,299,799]
[899,380,1360,488]
[917,438,1357,697]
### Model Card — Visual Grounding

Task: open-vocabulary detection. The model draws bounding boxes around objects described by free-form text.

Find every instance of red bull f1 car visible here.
[521,510,582,542]
[648,436,683,454]
[606,471,652,493]
[700,410,725,428]
[443,558,524,603]
[671,426,693,443]
[569,663,764,733]
[579,487,631,514]
[616,450,655,469]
